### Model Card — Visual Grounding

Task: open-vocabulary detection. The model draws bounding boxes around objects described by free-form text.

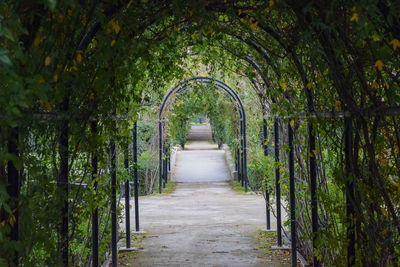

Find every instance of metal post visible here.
[263,119,271,229]
[59,97,69,267]
[133,122,139,231]
[234,148,238,171]
[288,121,297,267]
[91,122,99,267]
[309,123,319,267]
[110,139,117,266]
[345,117,355,266]
[240,119,244,187]
[236,148,241,183]
[168,145,171,172]
[124,146,131,248]
[163,140,167,188]
[7,127,19,266]
[243,112,248,192]
[274,120,282,246]
[158,121,163,194]
[165,156,168,185]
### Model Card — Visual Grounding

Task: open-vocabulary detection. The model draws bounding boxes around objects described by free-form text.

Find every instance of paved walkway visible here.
[127,125,275,266]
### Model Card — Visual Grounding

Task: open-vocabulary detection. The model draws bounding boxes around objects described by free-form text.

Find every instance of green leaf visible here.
[0,48,12,66]
[0,54,11,66]
[41,0,57,10]
[2,27,15,41]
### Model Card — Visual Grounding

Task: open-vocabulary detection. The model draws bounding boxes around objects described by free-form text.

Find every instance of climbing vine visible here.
[1,0,400,266]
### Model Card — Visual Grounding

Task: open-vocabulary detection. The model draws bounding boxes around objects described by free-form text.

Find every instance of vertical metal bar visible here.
[133,121,139,231]
[288,121,297,267]
[274,120,282,246]
[110,139,117,266]
[59,97,69,267]
[243,112,248,193]
[7,127,19,266]
[165,142,168,184]
[345,117,355,266]
[91,122,99,267]
[236,148,241,183]
[240,119,244,187]
[163,140,167,188]
[124,146,131,248]
[168,146,171,172]
[263,119,271,229]
[309,123,319,267]
[234,148,238,171]
[159,121,163,194]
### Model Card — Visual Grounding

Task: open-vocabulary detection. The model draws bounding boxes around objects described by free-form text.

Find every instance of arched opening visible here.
[158,77,248,193]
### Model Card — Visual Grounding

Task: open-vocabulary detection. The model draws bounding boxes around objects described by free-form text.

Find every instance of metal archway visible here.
[158,77,248,193]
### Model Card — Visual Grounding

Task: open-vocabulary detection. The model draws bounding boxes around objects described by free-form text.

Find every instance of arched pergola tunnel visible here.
[4,2,400,267]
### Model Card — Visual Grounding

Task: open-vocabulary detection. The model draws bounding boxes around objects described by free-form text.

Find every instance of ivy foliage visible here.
[1,0,400,266]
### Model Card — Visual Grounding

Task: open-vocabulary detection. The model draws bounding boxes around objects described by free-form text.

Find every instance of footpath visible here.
[123,124,287,266]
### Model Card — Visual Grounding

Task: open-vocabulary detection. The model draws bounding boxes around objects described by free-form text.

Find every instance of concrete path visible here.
[127,124,274,266]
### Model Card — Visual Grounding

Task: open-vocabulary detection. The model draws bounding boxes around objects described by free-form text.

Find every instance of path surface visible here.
[128,125,275,266]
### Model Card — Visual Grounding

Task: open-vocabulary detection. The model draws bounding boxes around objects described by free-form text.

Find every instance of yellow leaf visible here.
[109,19,120,34]
[312,149,317,156]
[238,9,243,15]
[374,60,384,71]
[127,0,133,8]
[92,39,98,48]
[269,0,274,7]
[45,103,52,112]
[9,215,15,227]
[191,33,195,38]
[290,120,294,128]
[110,40,116,47]
[280,82,287,91]
[389,39,400,51]
[45,56,51,66]
[371,81,379,89]
[0,220,5,227]
[250,21,259,30]
[77,52,82,63]
[384,82,389,89]
[350,13,359,22]
[33,35,42,47]
[53,74,58,83]
[306,82,312,89]
[335,100,341,110]
[382,208,388,217]
[38,76,45,84]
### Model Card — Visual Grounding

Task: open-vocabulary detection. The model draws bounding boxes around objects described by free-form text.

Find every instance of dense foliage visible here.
[1,0,400,266]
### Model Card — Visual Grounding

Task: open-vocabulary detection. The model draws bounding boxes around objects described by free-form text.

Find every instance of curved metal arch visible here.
[158,76,248,193]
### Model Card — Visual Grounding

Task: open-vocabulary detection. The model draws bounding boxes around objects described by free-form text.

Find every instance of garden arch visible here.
[158,77,248,193]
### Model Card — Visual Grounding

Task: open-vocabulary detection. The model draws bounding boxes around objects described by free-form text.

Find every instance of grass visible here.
[118,233,147,266]
[256,230,293,266]
[229,179,253,194]
[153,181,177,195]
